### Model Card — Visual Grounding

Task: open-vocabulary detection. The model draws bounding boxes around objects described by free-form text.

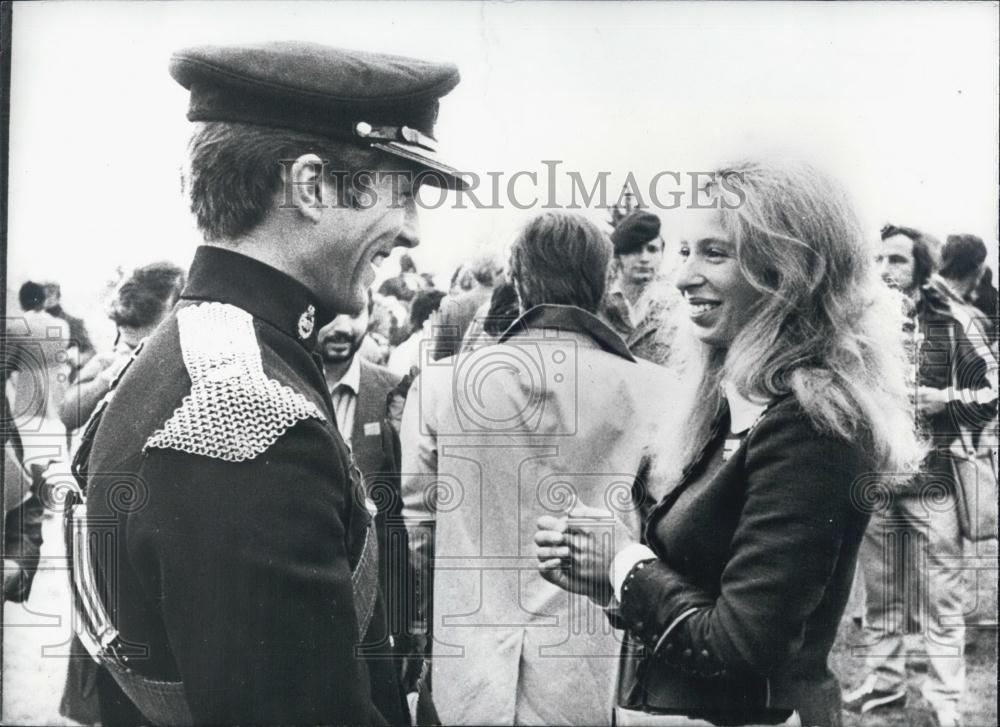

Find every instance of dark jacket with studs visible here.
[617,395,875,727]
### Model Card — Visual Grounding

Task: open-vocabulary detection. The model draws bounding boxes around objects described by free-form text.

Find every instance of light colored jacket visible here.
[401,305,680,725]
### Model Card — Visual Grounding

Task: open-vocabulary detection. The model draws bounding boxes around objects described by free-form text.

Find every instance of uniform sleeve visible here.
[618,408,870,677]
[127,418,376,724]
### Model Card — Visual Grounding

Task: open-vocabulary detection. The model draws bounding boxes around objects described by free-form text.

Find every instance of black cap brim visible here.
[371,141,469,191]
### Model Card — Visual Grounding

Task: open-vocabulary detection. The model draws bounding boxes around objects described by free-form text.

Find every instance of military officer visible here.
[74,41,465,726]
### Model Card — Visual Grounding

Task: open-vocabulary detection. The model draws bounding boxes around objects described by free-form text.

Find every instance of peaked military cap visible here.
[169,41,467,189]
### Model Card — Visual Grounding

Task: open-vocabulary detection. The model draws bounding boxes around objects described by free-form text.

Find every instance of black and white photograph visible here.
[1,2,997,726]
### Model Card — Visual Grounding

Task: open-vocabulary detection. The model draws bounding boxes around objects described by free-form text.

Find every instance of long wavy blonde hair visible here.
[673,158,924,473]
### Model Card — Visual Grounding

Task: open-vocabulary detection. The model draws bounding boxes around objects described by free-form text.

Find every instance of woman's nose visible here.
[675,258,704,292]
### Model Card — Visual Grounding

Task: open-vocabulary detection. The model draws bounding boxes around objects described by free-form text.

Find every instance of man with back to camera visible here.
[71,41,466,726]
[400,211,681,725]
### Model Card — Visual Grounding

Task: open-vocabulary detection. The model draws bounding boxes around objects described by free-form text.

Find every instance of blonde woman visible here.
[536,159,923,727]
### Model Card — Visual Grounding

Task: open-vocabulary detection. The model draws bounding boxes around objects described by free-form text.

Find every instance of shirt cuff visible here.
[610,543,657,601]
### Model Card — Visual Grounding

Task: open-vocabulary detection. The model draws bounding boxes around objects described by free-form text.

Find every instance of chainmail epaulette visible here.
[144,302,325,462]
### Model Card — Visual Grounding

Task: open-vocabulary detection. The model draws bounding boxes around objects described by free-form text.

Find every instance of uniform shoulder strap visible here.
[144,302,325,462]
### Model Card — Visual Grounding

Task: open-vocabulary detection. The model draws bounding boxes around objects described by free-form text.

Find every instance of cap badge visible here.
[298,304,316,340]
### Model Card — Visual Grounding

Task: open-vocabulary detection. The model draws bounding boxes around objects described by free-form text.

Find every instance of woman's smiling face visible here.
[674,209,762,349]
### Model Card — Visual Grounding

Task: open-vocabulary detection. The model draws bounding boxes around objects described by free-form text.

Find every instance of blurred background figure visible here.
[6,281,71,436]
[448,261,476,296]
[600,209,683,369]
[388,288,446,377]
[3,283,68,718]
[42,281,95,381]
[939,234,997,346]
[2,393,45,605]
[378,253,431,302]
[940,234,988,302]
[847,224,998,727]
[362,293,409,365]
[429,252,504,361]
[59,262,185,432]
[460,279,520,352]
[970,267,998,333]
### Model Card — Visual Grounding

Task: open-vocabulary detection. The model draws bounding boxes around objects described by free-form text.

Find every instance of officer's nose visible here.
[394,199,419,249]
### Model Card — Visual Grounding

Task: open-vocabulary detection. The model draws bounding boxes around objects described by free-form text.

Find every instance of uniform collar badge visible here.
[298,304,316,340]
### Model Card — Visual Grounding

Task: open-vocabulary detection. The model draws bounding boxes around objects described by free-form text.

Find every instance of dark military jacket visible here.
[85,246,404,725]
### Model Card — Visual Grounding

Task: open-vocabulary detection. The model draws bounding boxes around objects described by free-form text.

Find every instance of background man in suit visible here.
[317,295,418,699]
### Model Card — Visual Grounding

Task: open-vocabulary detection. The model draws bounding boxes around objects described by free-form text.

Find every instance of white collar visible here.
[723,381,770,434]
[330,354,361,396]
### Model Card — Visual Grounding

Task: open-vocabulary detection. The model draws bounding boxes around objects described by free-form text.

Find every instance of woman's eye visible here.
[705,247,728,260]
[678,246,690,258]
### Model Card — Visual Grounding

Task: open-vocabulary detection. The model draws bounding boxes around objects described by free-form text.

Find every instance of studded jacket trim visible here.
[144,302,326,462]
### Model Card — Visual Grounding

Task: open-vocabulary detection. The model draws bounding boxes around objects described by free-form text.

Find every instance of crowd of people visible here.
[2,40,997,727]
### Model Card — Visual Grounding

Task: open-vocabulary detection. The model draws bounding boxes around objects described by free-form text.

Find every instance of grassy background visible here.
[832,621,997,727]
[834,537,998,727]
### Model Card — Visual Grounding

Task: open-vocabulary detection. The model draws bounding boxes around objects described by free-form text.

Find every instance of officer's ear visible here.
[285,153,326,223]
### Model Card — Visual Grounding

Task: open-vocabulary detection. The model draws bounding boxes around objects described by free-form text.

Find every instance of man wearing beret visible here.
[72,41,465,726]
[600,210,683,369]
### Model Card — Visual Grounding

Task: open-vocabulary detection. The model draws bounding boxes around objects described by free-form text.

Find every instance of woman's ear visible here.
[286,153,326,223]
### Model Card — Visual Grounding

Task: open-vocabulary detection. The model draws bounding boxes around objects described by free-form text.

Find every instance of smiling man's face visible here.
[312,170,420,315]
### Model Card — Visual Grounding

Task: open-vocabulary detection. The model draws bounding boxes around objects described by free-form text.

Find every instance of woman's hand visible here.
[534,504,636,605]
